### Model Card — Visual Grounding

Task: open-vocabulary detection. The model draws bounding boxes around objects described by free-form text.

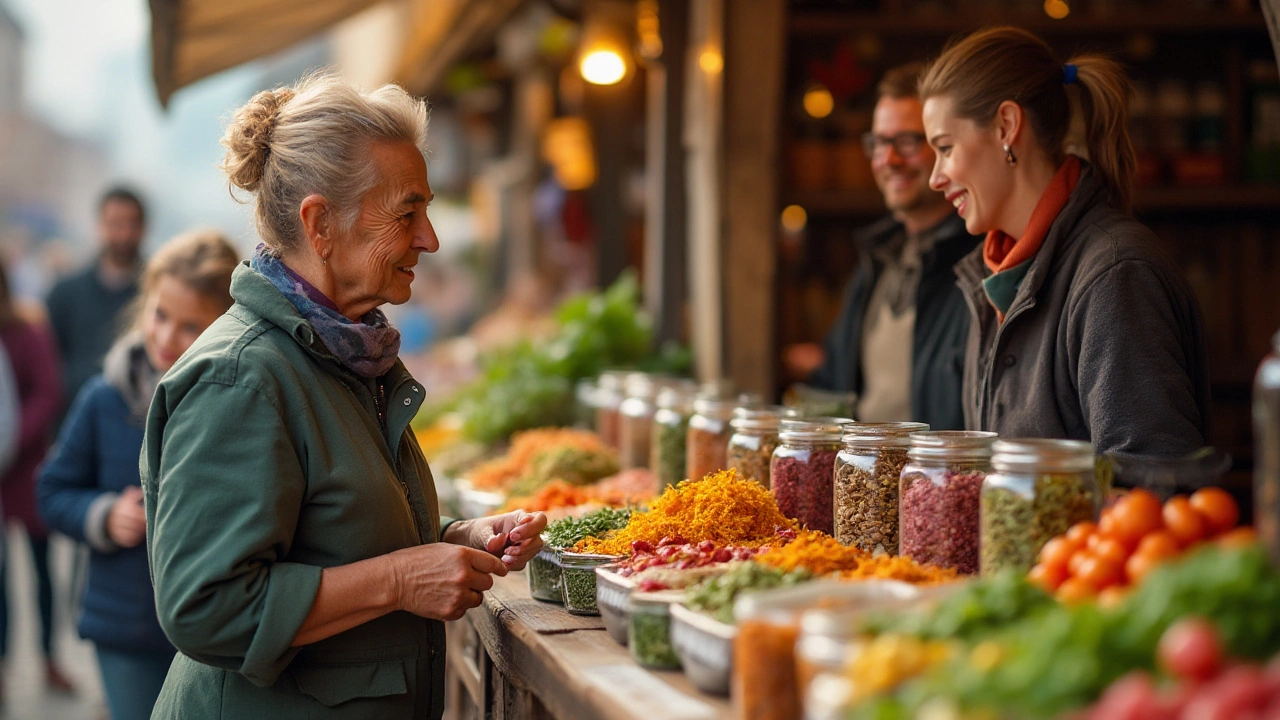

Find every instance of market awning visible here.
[150,0,382,107]
[391,0,526,96]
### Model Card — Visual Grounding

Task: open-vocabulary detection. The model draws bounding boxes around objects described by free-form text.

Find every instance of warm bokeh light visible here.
[781,204,808,233]
[1044,0,1070,19]
[699,49,723,74]
[580,49,627,85]
[803,85,835,119]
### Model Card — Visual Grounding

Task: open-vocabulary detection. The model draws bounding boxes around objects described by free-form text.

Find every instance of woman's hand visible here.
[388,543,509,622]
[443,510,548,571]
[107,486,147,548]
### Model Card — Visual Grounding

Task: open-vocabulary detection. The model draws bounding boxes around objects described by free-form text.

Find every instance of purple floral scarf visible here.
[251,244,400,378]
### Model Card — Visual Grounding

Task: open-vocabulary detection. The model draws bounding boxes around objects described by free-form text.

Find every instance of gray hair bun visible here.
[221,87,296,193]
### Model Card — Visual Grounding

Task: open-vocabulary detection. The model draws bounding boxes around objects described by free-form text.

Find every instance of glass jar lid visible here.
[840,421,930,448]
[655,385,695,412]
[778,416,852,444]
[730,405,790,432]
[992,438,1094,474]
[907,430,998,462]
[693,394,740,419]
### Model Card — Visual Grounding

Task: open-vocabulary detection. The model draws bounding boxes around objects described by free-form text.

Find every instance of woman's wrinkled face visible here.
[923,95,1012,235]
[142,275,227,372]
[328,141,439,320]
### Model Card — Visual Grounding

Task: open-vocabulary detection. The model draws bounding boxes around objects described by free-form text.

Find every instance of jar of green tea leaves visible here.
[653,386,695,489]
[981,439,1100,577]
[560,551,623,615]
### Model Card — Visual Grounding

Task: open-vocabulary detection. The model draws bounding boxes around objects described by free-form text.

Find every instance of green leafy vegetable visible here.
[686,562,812,625]
[543,507,633,549]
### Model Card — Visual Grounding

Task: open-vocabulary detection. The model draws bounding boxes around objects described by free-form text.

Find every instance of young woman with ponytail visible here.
[919,26,1209,455]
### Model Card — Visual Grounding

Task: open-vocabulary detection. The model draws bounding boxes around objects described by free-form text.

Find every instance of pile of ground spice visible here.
[572,469,798,555]
[468,428,611,490]
[756,531,958,585]
[500,469,658,513]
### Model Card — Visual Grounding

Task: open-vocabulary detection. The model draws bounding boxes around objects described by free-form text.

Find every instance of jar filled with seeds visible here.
[981,439,1100,577]
[687,396,738,483]
[559,551,624,615]
[726,406,789,489]
[618,373,660,470]
[772,417,850,535]
[833,422,928,553]
[594,371,628,451]
[652,386,695,489]
[899,431,997,574]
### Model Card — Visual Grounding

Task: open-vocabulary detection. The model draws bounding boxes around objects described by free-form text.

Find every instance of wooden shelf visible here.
[784,184,1280,216]
[789,9,1270,36]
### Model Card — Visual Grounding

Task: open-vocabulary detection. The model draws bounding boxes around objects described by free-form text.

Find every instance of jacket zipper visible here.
[375,378,425,543]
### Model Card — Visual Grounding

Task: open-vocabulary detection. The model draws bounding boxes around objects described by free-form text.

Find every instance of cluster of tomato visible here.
[1078,618,1280,720]
[1028,486,1254,603]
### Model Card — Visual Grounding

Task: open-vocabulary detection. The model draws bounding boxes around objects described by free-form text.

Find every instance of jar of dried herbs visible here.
[726,406,789,489]
[629,592,683,669]
[833,422,928,553]
[619,373,661,470]
[981,439,1100,577]
[899,431,996,574]
[526,547,564,603]
[687,396,738,483]
[594,371,627,451]
[559,551,624,615]
[772,417,849,536]
[652,386,695,489]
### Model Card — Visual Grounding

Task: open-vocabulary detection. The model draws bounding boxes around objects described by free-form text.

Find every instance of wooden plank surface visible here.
[453,570,732,720]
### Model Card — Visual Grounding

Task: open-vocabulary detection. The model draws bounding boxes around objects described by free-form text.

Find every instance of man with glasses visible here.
[807,62,980,429]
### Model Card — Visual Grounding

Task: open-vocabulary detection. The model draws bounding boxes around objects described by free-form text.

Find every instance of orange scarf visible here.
[983,154,1082,274]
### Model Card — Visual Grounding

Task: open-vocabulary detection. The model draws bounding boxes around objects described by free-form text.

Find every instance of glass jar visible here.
[1256,330,1280,567]
[833,422,929,553]
[726,406,789,489]
[559,551,623,615]
[981,439,1100,577]
[629,592,683,669]
[594,371,627,450]
[899,431,996,574]
[527,547,564,603]
[618,373,660,470]
[771,417,849,535]
[652,386,695,489]
[687,396,738,483]
[573,379,597,429]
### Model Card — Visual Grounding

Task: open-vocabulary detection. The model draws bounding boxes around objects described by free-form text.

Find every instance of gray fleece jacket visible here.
[954,166,1210,455]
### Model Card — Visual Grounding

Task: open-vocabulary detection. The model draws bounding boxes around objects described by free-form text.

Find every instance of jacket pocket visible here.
[293,660,408,707]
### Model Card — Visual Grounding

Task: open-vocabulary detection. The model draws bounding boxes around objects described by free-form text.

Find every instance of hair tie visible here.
[1063,63,1078,85]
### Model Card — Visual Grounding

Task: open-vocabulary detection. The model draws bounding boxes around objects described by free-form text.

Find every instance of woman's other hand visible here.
[388,544,508,622]
[444,510,548,571]
[107,485,147,548]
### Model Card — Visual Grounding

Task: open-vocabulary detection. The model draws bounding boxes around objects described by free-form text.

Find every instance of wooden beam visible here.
[720,0,786,397]
[395,0,526,97]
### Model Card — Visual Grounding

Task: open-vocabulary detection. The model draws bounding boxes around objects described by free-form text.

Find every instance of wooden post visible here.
[643,0,689,347]
[586,79,634,289]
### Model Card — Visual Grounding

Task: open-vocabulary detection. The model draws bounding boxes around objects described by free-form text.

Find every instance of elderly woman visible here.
[141,73,546,718]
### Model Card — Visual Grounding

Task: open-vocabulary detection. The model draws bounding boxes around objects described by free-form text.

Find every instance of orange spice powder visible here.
[756,531,958,585]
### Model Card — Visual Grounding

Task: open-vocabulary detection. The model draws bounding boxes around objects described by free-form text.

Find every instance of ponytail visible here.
[1068,54,1137,213]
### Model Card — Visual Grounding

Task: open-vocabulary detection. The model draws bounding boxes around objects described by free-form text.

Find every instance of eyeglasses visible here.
[861,131,927,159]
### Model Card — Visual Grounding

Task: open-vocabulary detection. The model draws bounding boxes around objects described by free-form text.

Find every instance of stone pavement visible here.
[3,528,106,719]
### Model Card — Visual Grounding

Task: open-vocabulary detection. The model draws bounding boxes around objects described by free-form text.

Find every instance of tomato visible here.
[1088,672,1160,720]
[1076,554,1125,590]
[1096,585,1129,609]
[1066,521,1098,545]
[1158,617,1223,682]
[1092,537,1131,567]
[1190,487,1240,536]
[1125,552,1159,585]
[1217,526,1259,549]
[1183,665,1271,719]
[1136,531,1181,561]
[1056,576,1097,604]
[1068,549,1093,577]
[1028,562,1068,592]
[1163,496,1208,547]
[1039,536,1081,572]
[1110,489,1166,545]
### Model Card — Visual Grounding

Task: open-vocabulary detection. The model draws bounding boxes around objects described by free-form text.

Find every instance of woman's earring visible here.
[1004,143,1017,166]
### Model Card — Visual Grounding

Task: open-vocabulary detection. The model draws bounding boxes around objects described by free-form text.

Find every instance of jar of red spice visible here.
[618,373,662,470]
[833,422,929,554]
[771,417,850,535]
[726,406,790,489]
[687,396,738,483]
[594,370,628,450]
[898,431,997,574]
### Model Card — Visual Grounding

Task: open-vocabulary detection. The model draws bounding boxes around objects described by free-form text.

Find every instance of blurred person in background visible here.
[802,62,981,429]
[37,231,239,720]
[141,73,545,720]
[45,187,146,423]
[0,257,72,697]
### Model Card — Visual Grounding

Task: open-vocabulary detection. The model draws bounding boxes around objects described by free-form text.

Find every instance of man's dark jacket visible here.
[809,214,980,430]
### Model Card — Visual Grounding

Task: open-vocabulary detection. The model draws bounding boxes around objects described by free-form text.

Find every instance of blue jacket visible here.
[36,374,174,655]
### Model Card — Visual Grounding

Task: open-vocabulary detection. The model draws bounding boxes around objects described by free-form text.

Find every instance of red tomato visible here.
[1068,549,1093,577]
[1111,490,1166,545]
[1092,537,1131,567]
[1028,562,1069,592]
[1087,672,1160,720]
[1158,617,1224,682]
[1066,521,1098,545]
[1163,496,1209,547]
[1125,552,1159,585]
[1039,536,1081,572]
[1057,576,1097,604]
[1183,665,1271,719]
[1136,531,1181,561]
[1190,487,1240,536]
[1077,554,1125,590]
[1217,526,1259,549]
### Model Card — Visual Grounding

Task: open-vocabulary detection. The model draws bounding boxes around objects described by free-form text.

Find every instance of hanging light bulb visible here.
[1044,0,1070,19]
[578,0,633,86]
